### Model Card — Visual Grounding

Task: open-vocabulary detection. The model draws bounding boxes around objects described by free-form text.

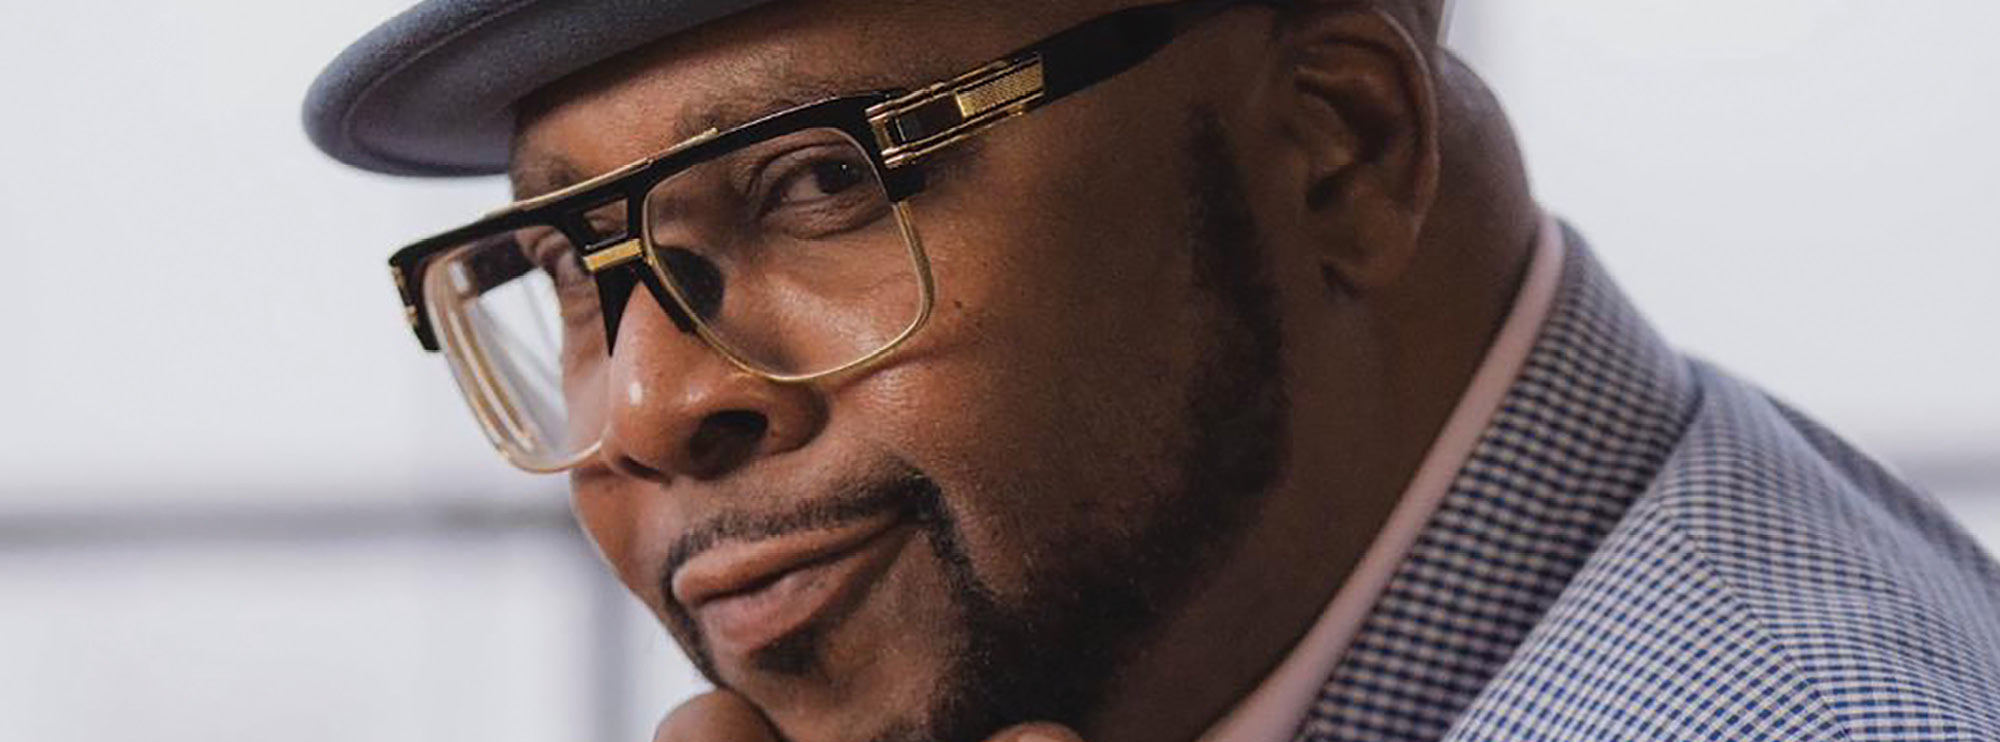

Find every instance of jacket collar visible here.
[1292,226,1703,742]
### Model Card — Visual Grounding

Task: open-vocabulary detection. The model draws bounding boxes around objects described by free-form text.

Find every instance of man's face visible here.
[520,3,1293,741]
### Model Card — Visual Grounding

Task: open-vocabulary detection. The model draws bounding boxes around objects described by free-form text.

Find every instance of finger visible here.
[653,690,781,742]
[982,722,1085,742]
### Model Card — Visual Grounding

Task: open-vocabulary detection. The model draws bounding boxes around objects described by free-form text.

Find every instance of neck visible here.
[1381,50,1541,459]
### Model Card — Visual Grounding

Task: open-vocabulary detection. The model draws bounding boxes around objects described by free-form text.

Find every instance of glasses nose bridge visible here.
[582,235,644,275]
[586,234,705,358]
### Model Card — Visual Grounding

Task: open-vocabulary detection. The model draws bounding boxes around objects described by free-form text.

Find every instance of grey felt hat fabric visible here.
[304,0,781,177]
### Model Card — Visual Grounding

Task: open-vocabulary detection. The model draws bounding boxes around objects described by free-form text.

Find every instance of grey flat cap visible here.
[304,0,781,177]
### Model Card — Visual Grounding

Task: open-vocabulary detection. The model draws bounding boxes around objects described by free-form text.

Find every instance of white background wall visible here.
[0,2,1994,741]
[1451,0,2000,473]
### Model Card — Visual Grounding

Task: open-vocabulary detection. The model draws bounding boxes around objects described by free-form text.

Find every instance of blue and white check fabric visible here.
[1293,229,2000,742]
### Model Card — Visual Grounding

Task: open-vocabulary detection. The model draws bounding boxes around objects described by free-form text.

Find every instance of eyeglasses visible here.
[388,0,1266,473]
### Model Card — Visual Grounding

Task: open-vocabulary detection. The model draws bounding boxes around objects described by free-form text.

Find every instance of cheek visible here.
[861,123,1209,602]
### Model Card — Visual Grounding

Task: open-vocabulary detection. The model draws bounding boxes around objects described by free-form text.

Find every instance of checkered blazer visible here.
[1292,229,2000,742]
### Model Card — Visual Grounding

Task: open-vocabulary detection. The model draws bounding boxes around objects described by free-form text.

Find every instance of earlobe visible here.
[1276,4,1440,295]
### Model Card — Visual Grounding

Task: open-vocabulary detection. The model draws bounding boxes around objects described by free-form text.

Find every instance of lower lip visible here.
[695,523,915,660]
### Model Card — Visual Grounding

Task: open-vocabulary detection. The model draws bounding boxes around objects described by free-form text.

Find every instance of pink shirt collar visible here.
[1197,214,1568,742]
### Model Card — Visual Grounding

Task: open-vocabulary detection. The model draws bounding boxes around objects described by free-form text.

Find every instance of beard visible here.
[658,106,1290,742]
[903,107,1291,742]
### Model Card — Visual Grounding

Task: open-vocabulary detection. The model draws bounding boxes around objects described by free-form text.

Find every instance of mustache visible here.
[661,466,942,594]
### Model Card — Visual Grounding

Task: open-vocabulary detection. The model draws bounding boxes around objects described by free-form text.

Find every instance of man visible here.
[305,1,2000,741]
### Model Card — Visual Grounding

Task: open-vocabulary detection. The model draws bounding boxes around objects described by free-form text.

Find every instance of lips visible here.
[672,511,914,659]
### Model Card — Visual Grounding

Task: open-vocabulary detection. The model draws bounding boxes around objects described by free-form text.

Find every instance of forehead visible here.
[508,0,1134,198]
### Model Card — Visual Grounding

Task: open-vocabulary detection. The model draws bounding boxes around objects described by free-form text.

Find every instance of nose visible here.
[596,280,825,482]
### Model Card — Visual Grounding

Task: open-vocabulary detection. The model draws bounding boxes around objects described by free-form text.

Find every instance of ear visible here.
[1273,4,1440,295]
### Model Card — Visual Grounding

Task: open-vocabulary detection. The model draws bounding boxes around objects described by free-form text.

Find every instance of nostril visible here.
[684,409,769,477]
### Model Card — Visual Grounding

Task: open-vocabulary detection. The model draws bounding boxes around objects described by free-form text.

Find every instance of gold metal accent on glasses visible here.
[868,55,1048,169]
[583,238,644,274]
[489,128,723,218]
[956,60,1046,118]
[389,265,420,330]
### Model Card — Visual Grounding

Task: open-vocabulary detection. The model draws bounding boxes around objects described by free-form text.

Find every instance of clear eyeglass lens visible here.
[423,218,610,471]
[643,126,922,377]
[424,127,924,472]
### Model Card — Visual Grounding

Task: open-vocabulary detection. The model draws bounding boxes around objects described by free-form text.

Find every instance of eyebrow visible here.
[508,76,904,203]
[509,157,585,204]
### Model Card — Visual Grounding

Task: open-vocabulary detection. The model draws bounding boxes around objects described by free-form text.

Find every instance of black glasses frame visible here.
[387,0,1266,353]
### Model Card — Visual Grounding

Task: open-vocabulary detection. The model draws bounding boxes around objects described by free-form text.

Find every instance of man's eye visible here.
[763,151,872,210]
[533,248,602,329]
[527,238,600,320]
[528,239,585,285]
[749,146,889,240]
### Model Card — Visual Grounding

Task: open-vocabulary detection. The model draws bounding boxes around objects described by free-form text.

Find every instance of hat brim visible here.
[304,0,779,177]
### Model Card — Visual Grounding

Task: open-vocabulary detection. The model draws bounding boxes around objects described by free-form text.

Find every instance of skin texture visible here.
[511,0,1539,740]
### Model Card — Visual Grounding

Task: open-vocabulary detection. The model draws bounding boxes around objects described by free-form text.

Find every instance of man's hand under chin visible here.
[653,691,1084,742]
